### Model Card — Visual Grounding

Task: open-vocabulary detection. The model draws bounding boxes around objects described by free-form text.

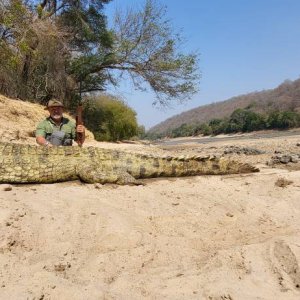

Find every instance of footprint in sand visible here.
[270,240,300,291]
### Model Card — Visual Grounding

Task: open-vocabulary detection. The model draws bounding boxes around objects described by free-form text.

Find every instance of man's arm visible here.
[36,121,52,146]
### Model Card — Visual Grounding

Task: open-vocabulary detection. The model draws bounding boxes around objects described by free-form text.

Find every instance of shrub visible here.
[83,95,139,142]
[267,111,300,129]
[228,109,266,132]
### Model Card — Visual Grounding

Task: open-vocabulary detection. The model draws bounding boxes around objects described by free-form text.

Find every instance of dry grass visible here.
[0,94,94,144]
[275,177,294,188]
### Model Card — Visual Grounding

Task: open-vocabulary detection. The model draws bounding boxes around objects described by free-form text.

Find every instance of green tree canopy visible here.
[229,109,266,132]
[83,95,139,142]
[0,0,199,107]
[267,111,300,129]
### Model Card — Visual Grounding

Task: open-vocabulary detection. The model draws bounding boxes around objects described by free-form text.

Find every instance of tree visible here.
[83,95,139,142]
[0,0,33,97]
[137,125,146,139]
[69,0,200,106]
[0,0,199,107]
[228,109,266,132]
[102,0,200,105]
[0,0,113,102]
[171,123,195,137]
[208,118,225,135]
[267,111,300,129]
[194,123,212,136]
[0,0,72,101]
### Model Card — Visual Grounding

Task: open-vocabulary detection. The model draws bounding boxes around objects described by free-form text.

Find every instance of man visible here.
[36,99,85,147]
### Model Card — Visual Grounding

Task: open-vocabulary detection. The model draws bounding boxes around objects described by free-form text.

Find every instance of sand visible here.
[1,133,300,299]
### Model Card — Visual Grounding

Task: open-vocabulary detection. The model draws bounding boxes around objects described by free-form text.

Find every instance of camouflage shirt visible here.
[36,117,76,141]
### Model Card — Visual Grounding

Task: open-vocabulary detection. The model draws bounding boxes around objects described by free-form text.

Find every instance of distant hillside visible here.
[148,78,300,135]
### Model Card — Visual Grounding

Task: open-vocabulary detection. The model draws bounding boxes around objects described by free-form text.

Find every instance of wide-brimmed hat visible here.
[45,99,64,110]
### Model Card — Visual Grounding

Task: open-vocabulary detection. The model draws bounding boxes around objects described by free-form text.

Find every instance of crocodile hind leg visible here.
[77,165,143,185]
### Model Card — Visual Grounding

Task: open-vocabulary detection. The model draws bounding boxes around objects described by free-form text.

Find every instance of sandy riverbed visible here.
[0,134,300,299]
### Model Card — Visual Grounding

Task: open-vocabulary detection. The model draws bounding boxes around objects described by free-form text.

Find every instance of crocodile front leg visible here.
[77,165,143,185]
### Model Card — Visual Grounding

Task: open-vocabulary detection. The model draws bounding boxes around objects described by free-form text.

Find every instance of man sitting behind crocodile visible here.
[36,99,85,147]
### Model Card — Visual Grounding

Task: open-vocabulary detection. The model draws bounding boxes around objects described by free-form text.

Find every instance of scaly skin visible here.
[0,142,259,185]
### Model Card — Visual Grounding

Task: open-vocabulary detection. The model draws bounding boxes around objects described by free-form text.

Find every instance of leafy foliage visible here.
[110,0,199,105]
[0,0,199,107]
[267,111,300,129]
[228,109,266,132]
[83,95,139,142]
[148,78,300,136]
[171,123,195,137]
[146,108,300,139]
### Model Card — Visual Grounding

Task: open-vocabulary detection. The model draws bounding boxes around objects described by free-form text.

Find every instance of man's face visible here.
[48,106,63,121]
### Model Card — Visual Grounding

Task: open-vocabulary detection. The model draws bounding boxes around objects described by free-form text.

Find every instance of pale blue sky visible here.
[104,0,300,129]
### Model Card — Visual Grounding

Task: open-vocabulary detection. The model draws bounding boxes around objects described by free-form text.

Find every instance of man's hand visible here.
[45,141,53,147]
[36,136,53,147]
[76,125,85,133]
[76,125,85,146]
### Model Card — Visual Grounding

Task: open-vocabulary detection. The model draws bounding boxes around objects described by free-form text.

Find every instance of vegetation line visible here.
[145,108,300,140]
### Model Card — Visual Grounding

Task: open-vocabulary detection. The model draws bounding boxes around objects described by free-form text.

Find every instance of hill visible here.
[0,94,94,143]
[148,78,300,136]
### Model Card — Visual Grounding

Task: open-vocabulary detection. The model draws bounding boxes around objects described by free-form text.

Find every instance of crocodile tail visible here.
[125,154,259,178]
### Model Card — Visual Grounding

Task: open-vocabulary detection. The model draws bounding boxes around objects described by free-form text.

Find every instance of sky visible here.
[104,0,300,129]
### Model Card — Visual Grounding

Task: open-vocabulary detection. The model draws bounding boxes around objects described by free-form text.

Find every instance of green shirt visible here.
[36,117,76,141]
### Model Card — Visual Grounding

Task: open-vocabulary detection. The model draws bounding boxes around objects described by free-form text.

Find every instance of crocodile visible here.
[0,142,259,185]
